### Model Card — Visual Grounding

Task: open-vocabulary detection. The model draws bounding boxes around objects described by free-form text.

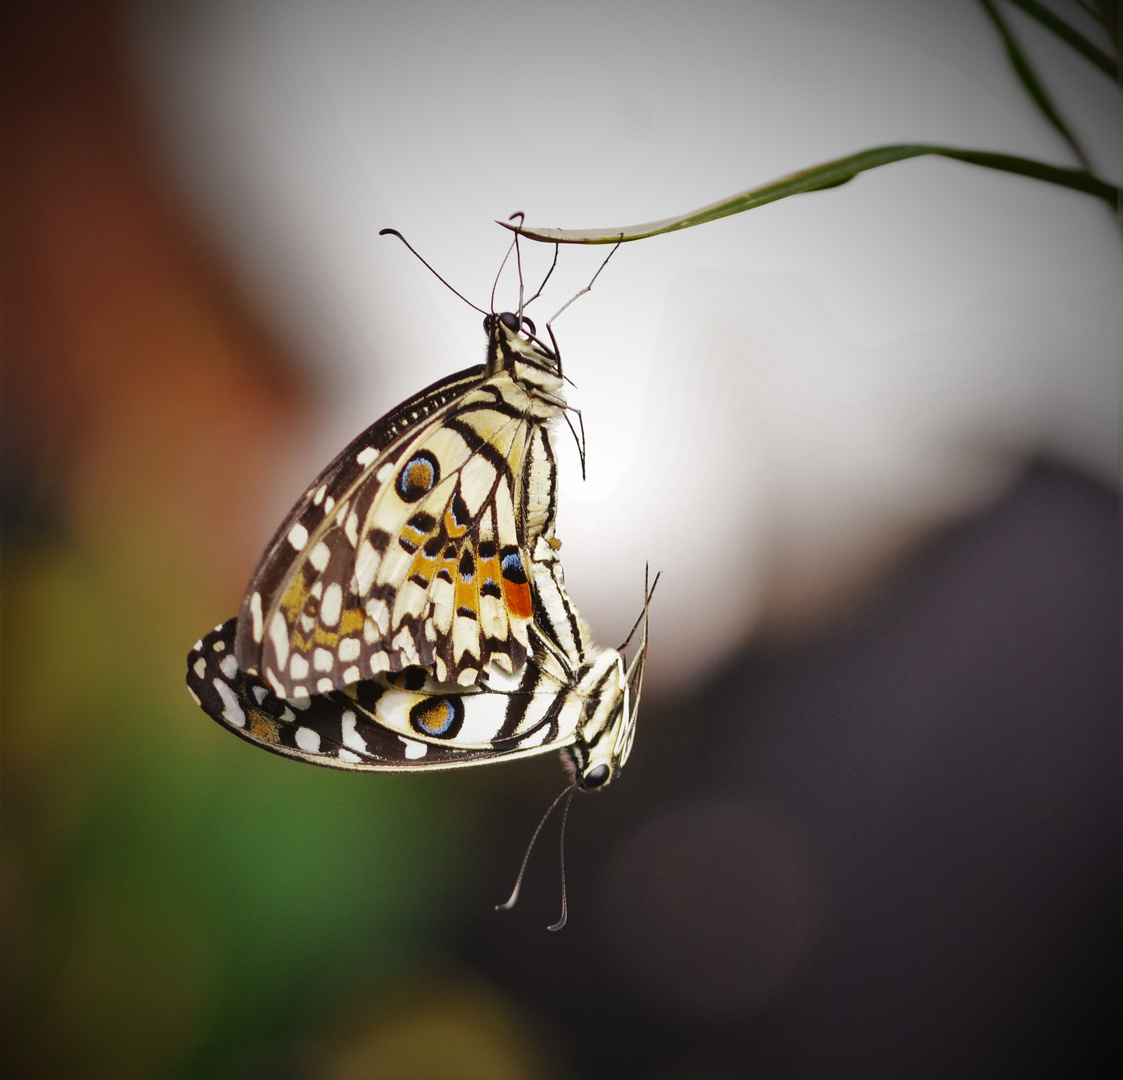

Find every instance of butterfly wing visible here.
[235,363,562,701]
[202,619,584,773]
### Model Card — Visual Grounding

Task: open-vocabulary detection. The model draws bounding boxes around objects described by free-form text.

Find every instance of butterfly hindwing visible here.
[235,317,565,702]
[196,618,595,773]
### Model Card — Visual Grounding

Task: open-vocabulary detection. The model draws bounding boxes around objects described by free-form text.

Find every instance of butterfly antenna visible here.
[619,565,661,653]
[547,784,579,932]
[490,217,521,314]
[509,212,527,319]
[547,235,624,326]
[379,228,486,314]
[496,781,576,915]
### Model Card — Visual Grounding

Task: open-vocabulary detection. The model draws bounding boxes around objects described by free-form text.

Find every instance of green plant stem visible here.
[503,144,1120,244]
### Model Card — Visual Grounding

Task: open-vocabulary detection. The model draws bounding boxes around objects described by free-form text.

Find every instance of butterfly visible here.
[189,544,653,791]
[233,303,580,702]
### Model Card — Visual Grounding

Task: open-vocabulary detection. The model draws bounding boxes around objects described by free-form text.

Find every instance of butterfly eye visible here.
[582,764,610,789]
[498,311,520,333]
[521,316,536,336]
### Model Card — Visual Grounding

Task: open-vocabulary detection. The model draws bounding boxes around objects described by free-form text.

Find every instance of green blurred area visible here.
[2,538,541,1076]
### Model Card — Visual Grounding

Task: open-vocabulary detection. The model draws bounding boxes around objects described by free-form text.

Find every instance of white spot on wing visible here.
[342,665,360,684]
[290,654,309,680]
[365,597,389,634]
[399,736,428,760]
[250,592,263,643]
[220,654,238,679]
[213,679,246,728]
[295,726,321,753]
[193,657,206,679]
[357,446,377,466]
[321,583,342,627]
[338,748,362,764]
[341,710,366,753]
[309,541,330,572]
[313,485,326,505]
[212,639,225,652]
[252,686,268,704]
[288,522,308,550]
[316,678,334,693]
[483,659,522,692]
[354,540,378,595]
[313,648,334,672]
[376,462,393,483]
[187,687,200,705]
[338,637,360,662]
[345,510,359,547]
[269,612,290,671]
[324,496,335,515]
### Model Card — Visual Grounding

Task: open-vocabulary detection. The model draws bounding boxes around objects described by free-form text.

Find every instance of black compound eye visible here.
[499,311,520,332]
[582,764,611,789]
[396,450,440,502]
[521,316,536,336]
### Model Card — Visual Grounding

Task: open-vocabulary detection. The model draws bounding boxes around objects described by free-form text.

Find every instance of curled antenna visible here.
[496,780,578,928]
[379,228,486,314]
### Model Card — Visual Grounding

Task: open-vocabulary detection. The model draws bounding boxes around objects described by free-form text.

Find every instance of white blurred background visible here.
[127,0,1121,693]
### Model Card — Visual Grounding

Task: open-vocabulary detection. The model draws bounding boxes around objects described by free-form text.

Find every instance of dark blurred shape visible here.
[468,463,1120,1080]
[601,799,822,1018]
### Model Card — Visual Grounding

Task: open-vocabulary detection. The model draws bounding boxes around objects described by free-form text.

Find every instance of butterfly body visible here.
[235,313,570,702]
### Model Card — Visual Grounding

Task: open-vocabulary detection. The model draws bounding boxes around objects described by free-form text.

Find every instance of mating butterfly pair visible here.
[187,257,651,799]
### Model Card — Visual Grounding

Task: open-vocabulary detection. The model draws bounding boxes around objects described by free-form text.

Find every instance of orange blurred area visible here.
[2,4,539,1076]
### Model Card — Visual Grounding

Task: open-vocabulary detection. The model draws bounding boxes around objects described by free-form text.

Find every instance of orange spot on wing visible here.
[339,608,365,635]
[502,579,533,619]
[249,710,281,743]
[455,576,479,616]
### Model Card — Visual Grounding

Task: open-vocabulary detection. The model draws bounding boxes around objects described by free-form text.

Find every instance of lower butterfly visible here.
[187,546,653,790]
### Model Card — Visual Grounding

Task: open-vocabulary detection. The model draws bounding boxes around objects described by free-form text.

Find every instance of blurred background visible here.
[2,1,1118,1077]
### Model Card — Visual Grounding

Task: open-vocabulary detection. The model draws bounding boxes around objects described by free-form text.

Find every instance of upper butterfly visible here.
[235,310,569,701]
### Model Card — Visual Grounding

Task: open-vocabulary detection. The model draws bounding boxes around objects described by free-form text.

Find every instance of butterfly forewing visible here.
[235,319,566,702]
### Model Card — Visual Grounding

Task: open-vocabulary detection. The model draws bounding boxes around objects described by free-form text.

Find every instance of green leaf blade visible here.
[505,144,1120,244]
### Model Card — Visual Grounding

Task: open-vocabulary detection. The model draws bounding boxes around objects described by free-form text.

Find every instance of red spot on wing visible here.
[502,579,533,619]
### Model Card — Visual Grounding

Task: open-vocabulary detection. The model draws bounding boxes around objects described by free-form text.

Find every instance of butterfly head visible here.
[484,311,560,388]
[564,641,647,791]
[565,571,656,790]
